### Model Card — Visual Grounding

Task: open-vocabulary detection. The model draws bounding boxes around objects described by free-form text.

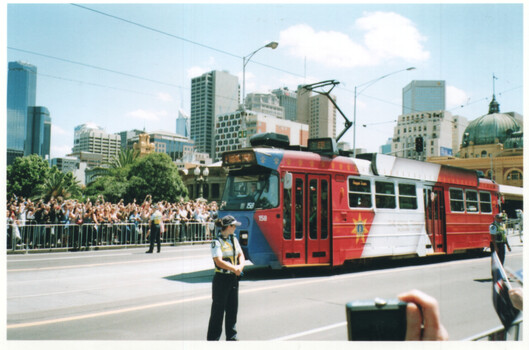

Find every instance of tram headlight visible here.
[239,231,249,246]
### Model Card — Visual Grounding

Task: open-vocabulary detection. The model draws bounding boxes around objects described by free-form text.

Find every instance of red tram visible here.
[218,135,499,268]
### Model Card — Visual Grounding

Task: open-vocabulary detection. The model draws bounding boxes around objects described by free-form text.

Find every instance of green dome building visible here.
[461,95,523,150]
[429,94,523,190]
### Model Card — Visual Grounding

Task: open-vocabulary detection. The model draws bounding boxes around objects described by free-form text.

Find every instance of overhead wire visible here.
[70,3,304,78]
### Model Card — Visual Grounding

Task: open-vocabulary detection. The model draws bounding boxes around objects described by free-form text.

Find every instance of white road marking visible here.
[271,322,347,341]
[7,254,209,272]
[7,252,523,330]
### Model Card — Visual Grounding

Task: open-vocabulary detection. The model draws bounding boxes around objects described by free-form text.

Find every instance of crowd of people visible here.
[6,195,220,250]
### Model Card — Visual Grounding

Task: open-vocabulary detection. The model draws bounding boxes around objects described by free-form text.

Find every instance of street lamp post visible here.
[353,67,416,158]
[242,41,278,106]
[193,166,209,200]
[240,41,278,149]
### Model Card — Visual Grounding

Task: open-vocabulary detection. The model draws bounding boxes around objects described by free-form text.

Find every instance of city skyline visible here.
[4,2,524,159]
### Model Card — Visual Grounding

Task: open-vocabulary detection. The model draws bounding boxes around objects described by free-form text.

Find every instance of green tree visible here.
[85,170,128,203]
[33,168,83,202]
[125,153,187,203]
[91,148,140,179]
[6,154,50,199]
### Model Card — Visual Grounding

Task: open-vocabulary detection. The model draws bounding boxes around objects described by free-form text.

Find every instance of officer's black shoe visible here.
[145,250,153,254]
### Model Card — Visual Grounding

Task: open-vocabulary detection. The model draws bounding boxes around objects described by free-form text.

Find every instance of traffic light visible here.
[415,136,424,153]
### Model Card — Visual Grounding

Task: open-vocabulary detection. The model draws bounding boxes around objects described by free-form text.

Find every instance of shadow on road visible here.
[165,250,491,284]
[164,269,215,283]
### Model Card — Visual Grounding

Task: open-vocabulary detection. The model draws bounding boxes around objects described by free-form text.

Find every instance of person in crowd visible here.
[6,196,218,251]
[207,215,245,341]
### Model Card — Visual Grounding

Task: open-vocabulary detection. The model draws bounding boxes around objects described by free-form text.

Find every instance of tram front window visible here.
[220,173,279,210]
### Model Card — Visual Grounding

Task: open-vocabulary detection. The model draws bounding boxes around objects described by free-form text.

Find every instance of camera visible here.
[345,298,407,341]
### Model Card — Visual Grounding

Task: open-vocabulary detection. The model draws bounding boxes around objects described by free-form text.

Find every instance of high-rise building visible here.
[215,109,309,161]
[271,87,298,121]
[26,106,51,159]
[296,86,336,139]
[245,93,284,119]
[391,110,468,160]
[72,124,121,165]
[402,80,445,114]
[176,109,190,137]
[7,61,37,164]
[190,70,239,159]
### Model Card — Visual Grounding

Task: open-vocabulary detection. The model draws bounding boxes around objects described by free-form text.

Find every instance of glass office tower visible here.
[190,70,238,159]
[402,80,445,114]
[7,61,37,164]
[27,106,51,159]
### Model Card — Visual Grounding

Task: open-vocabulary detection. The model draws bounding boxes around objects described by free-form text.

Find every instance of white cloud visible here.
[446,85,470,109]
[187,57,217,79]
[157,92,173,102]
[280,24,371,68]
[279,12,429,68]
[356,11,430,62]
[127,109,168,122]
[187,66,208,79]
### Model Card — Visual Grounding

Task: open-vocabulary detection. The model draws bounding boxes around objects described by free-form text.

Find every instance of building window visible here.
[507,170,523,180]
[481,150,487,157]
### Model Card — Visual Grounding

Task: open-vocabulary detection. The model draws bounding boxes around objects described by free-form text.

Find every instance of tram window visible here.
[321,180,329,239]
[449,188,465,212]
[295,179,304,240]
[479,191,492,213]
[309,179,318,240]
[283,186,292,240]
[466,190,479,213]
[398,183,417,209]
[348,178,372,208]
[375,182,396,209]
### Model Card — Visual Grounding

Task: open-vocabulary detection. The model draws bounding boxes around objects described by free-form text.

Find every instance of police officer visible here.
[146,204,163,253]
[489,213,511,264]
[207,215,245,341]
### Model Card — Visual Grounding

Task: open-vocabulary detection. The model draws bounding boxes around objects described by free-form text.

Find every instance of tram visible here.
[218,134,500,268]
[218,80,500,268]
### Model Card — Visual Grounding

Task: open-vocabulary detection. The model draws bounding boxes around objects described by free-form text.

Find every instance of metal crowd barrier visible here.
[6,221,216,253]
[505,218,523,243]
[464,318,523,341]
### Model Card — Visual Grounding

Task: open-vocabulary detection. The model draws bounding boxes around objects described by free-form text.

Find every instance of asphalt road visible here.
[6,241,524,342]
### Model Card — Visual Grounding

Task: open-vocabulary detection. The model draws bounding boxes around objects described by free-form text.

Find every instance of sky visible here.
[3,1,525,159]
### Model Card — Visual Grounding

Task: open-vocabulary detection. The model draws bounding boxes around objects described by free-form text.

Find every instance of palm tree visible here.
[108,148,141,169]
[33,170,82,202]
[91,149,140,178]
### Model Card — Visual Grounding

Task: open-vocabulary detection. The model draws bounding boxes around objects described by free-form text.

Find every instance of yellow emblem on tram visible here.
[352,213,368,244]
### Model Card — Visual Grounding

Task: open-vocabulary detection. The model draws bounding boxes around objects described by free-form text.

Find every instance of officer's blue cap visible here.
[222,215,241,227]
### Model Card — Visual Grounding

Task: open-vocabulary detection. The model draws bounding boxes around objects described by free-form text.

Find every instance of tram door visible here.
[424,186,446,253]
[283,173,331,265]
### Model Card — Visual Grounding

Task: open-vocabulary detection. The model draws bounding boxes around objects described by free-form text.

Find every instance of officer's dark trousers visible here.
[207,273,239,340]
[496,242,506,265]
[148,225,161,253]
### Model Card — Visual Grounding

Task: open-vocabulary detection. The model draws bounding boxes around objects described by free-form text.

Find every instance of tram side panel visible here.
[441,181,498,254]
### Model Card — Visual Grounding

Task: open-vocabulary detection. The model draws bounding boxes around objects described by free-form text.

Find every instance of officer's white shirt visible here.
[211,235,242,261]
